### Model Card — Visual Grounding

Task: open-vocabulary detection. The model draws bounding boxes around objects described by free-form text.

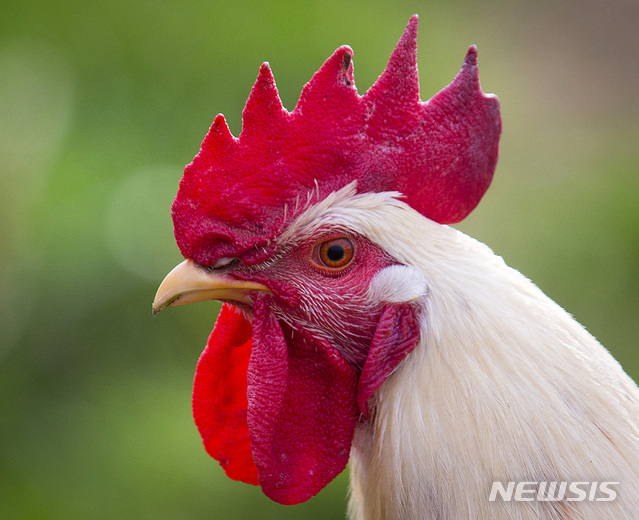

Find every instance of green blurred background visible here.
[1,0,637,518]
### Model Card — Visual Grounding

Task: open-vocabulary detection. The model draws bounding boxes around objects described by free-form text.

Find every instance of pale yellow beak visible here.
[152,259,270,315]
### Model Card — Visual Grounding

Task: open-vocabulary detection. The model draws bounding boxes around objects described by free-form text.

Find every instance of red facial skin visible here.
[192,233,420,504]
[226,233,397,368]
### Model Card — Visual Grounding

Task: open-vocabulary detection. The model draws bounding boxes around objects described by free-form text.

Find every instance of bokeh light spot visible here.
[105,165,183,281]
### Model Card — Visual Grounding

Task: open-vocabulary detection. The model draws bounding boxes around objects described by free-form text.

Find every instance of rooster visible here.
[153,15,639,520]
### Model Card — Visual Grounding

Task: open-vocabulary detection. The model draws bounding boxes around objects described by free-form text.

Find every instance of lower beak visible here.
[152,259,270,315]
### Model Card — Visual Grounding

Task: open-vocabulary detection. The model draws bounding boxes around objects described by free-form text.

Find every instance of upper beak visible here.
[153,259,270,315]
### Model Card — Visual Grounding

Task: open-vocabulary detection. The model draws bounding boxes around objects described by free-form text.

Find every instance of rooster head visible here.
[153,15,501,505]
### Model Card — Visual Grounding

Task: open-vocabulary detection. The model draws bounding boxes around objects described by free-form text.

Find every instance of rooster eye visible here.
[313,237,355,271]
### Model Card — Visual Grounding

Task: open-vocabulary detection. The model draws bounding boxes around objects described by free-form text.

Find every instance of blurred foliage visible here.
[1,0,637,518]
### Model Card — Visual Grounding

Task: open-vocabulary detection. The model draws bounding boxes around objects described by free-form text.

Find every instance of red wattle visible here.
[192,298,360,504]
[247,295,359,504]
[357,303,421,419]
[192,303,259,485]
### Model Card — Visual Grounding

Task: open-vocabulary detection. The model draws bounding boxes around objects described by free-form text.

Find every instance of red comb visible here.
[172,15,501,266]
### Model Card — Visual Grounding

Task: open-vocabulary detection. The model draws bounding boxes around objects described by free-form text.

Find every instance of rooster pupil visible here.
[327,245,345,262]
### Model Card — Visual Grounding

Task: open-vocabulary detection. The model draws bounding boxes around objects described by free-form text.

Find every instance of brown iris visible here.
[312,237,355,271]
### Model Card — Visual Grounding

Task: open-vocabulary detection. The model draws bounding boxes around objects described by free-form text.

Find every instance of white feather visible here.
[366,265,429,304]
[287,186,639,520]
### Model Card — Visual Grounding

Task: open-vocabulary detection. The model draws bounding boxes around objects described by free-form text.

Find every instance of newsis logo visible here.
[489,481,619,503]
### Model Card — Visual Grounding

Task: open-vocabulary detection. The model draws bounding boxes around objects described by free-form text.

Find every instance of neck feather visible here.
[325,194,639,520]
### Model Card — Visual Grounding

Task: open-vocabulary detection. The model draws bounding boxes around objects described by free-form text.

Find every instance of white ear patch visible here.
[366,265,428,304]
